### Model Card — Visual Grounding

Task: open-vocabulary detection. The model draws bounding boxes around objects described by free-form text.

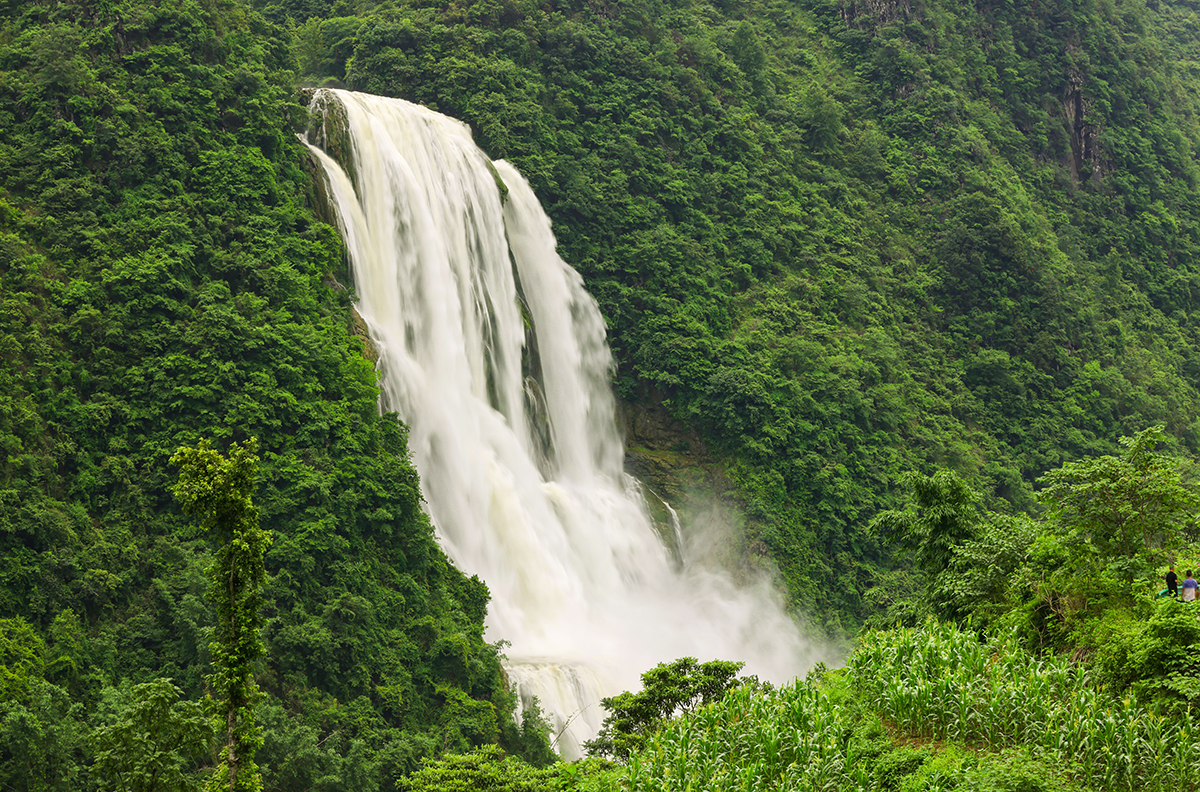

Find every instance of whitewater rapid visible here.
[303,88,818,758]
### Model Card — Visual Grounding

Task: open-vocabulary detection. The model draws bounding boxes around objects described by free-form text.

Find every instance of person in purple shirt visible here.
[1183,570,1199,602]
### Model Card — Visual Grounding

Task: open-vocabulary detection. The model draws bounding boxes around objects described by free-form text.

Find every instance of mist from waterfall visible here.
[303,88,819,758]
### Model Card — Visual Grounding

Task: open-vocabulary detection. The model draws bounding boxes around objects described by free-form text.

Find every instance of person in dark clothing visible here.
[1167,565,1179,598]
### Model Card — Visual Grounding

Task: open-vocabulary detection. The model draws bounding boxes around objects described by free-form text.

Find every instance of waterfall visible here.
[303,88,817,759]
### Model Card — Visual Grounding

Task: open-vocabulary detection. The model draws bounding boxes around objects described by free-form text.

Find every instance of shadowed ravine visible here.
[303,88,818,758]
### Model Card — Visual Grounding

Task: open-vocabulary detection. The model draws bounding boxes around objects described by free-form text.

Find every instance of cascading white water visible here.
[304,88,819,758]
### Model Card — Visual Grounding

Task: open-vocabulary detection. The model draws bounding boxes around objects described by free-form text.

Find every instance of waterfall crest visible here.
[304,88,817,758]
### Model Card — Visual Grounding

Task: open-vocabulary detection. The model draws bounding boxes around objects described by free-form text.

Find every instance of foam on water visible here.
[304,88,821,757]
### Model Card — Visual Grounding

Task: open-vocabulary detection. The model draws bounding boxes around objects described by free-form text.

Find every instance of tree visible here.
[171,439,271,792]
[0,618,86,792]
[931,513,1039,628]
[584,657,748,761]
[92,679,213,792]
[393,746,560,792]
[0,618,45,701]
[1037,426,1199,595]
[870,471,982,593]
[0,680,87,792]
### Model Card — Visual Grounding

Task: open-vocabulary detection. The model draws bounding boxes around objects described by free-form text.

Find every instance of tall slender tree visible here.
[171,439,270,792]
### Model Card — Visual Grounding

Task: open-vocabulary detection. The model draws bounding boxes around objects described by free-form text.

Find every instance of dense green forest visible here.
[0,0,540,787]
[7,0,1200,785]
[271,0,1200,632]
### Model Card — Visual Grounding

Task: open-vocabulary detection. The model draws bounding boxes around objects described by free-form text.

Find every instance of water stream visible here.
[303,88,816,758]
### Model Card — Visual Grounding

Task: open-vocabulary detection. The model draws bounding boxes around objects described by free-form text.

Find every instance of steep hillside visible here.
[0,1,527,788]
[279,0,1200,631]
[7,0,1200,783]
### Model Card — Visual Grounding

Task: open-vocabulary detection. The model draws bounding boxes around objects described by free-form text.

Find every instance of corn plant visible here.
[848,620,1196,791]
[616,621,1199,791]
[621,675,861,792]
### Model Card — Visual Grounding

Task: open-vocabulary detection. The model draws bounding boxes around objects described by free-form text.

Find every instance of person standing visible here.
[1167,565,1180,598]
[1183,571,1198,602]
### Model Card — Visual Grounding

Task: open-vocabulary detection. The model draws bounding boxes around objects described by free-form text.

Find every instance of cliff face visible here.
[621,397,709,498]
[839,0,912,32]
[1063,67,1105,184]
[304,88,358,189]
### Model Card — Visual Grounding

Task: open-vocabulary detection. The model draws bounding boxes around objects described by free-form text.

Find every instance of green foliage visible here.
[606,658,1088,792]
[931,513,1039,630]
[584,657,747,761]
[865,474,1037,630]
[91,679,213,792]
[861,568,928,630]
[0,0,514,785]
[281,0,1200,636]
[851,621,1195,790]
[393,746,559,792]
[498,696,558,770]
[870,470,982,586]
[0,617,89,792]
[0,617,45,700]
[964,751,1084,792]
[1037,425,1199,592]
[254,696,379,792]
[870,426,1200,662]
[1089,597,1200,711]
[12,0,1200,785]
[172,439,269,792]
[0,679,89,792]
[620,678,865,791]
[895,747,1083,792]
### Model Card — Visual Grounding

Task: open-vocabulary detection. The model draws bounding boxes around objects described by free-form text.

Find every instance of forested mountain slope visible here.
[279,0,1200,630]
[5,0,1200,783]
[0,1,531,788]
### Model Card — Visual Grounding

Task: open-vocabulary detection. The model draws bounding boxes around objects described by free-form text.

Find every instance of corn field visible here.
[849,621,1200,791]
[619,622,1200,791]
[623,677,865,792]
